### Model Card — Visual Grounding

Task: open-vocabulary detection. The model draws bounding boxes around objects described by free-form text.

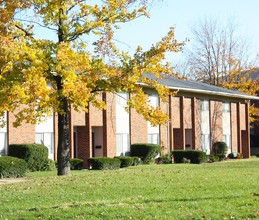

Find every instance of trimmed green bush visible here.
[0,156,27,178]
[70,158,84,170]
[130,143,160,164]
[88,157,121,170]
[41,159,56,171]
[156,153,172,164]
[207,154,219,163]
[131,156,141,166]
[172,150,207,164]
[9,144,48,171]
[114,156,134,168]
[212,141,228,157]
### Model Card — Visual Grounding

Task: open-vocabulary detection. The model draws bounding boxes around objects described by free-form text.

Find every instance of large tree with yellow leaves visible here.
[0,0,183,175]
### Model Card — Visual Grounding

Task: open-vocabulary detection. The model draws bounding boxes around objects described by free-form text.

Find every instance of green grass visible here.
[1,159,259,219]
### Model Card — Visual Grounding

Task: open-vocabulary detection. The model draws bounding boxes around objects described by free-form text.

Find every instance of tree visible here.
[0,0,184,175]
[183,17,259,122]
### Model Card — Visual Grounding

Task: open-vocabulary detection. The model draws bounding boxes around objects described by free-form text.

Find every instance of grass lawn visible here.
[1,158,259,219]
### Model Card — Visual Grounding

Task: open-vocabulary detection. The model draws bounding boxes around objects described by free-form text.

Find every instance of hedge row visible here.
[114,156,140,167]
[0,156,27,178]
[88,157,121,170]
[70,158,84,170]
[88,156,140,170]
[130,143,160,164]
[9,144,49,171]
[172,150,207,164]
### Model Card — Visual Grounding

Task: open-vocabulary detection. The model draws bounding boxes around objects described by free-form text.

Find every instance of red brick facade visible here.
[2,91,252,165]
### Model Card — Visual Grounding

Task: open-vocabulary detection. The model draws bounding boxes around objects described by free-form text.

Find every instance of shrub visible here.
[114,156,134,168]
[212,141,228,156]
[0,156,27,178]
[172,150,207,164]
[255,153,259,158]
[155,153,172,164]
[88,157,121,170]
[41,159,56,171]
[130,143,160,164]
[70,158,84,170]
[207,154,219,163]
[132,157,141,166]
[228,153,234,159]
[9,144,48,171]
[237,153,243,159]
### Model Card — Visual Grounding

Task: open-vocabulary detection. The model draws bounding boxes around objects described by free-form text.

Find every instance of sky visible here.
[112,0,259,64]
[33,0,259,65]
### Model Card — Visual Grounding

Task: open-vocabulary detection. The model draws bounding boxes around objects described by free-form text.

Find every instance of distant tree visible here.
[0,0,184,175]
[184,17,259,122]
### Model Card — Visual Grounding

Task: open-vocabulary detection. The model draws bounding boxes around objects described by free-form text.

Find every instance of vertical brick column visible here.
[171,96,181,150]
[103,93,116,157]
[242,102,250,158]
[181,96,185,149]
[130,95,148,144]
[69,108,74,159]
[230,103,238,153]
[160,97,169,152]
[210,101,223,145]
[77,112,91,168]
[168,95,173,152]
[173,96,185,150]
[236,102,241,153]
[191,97,196,150]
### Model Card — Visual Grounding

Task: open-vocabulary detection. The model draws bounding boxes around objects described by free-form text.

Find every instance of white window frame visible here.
[116,133,130,156]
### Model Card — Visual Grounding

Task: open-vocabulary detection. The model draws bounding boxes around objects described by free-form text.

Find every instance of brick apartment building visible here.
[0,75,258,165]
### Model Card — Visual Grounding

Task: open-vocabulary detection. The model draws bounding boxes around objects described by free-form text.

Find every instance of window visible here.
[116,93,128,106]
[36,132,54,156]
[201,100,209,111]
[222,102,231,152]
[0,132,7,156]
[116,133,130,156]
[223,102,230,113]
[201,134,210,152]
[223,134,231,151]
[148,133,159,145]
[148,94,159,107]
[201,100,210,153]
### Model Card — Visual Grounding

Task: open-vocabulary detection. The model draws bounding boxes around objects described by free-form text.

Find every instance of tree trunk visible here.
[57,97,71,176]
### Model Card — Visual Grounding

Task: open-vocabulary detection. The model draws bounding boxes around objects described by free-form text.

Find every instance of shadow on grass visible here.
[27,195,244,213]
[141,195,243,203]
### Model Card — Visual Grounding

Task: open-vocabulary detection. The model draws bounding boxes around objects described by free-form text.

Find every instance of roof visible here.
[250,71,259,80]
[144,73,259,100]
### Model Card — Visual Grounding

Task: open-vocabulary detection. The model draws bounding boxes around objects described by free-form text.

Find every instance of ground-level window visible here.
[0,132,7,156]
[35,132,54,159]
[116,133,130,156]
[201,134,210,153]
[200,100,210,153]
[148,133,159,145]
[223,134,231,151]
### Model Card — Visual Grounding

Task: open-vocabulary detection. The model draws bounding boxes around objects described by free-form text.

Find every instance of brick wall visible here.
[160,98,169,152]
[130,107,148,144]
[210,100,223,145]
[8,111,35,145]
[184,97,192,129]
[76,121,91,168]
[193,98,201,150]
[103,93,116,157]
[231,103,238,153]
